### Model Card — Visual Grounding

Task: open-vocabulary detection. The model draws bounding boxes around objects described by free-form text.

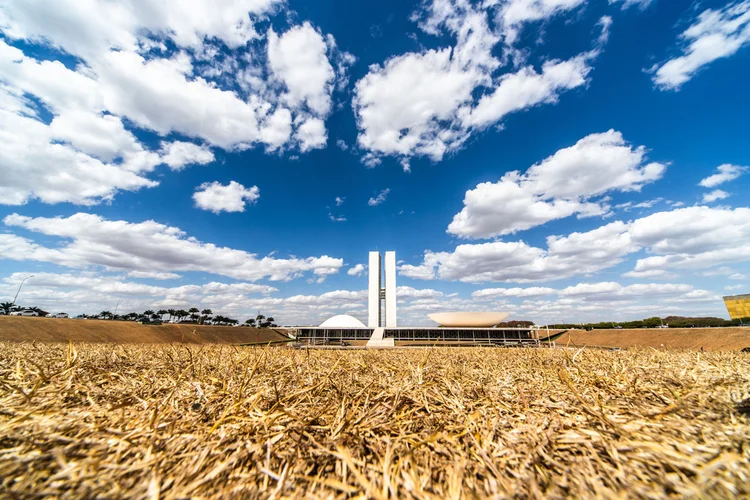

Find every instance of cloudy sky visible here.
[1,0,748,325]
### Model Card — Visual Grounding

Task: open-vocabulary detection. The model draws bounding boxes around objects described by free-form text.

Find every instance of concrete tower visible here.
[384,251,397,327]
[368,251,397,327]
[368,251,381,327]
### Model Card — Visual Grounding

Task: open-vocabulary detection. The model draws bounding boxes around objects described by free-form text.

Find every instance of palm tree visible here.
[143,310,155,318]
[157,309,168,321]
[245,318,256,327]
[99,311,112,320]
[167,309,176,322]
[175,309,188,322]
[1,302,13,315]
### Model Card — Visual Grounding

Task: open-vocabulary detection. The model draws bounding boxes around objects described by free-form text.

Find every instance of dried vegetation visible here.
[1,343,749,498]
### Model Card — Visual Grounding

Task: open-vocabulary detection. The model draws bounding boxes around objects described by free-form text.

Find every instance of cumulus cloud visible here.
[402,220,634,283]
[268,22,334,117]
[0,213,343,282]
[490,0,587,45]
[16,279,446,326]
[448,130,666,238]
[368,188,391,206]
[0,0,281,58]
[0,0,349,205]
[702,189,730,203]
[698,164,749,187]
[404,206,750,283]
[347,264,366,276]
[5,267,719,325]
[193,181,260,214]
[653,1,750,90]
[335,196,345,206]
[160,142,215,170]
[353,0,604,165]
[627,206,750,275]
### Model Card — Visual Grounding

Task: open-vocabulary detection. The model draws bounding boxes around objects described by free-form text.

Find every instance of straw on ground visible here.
[1,343,748,498]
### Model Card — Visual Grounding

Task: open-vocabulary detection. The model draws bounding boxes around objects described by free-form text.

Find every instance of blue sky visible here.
[0,0,749,325]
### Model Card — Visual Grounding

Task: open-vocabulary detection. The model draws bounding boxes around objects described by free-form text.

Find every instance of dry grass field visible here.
[547,327,750,351]
[1,343,749,498]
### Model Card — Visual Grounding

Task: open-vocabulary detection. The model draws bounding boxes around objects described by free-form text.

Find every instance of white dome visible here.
[319,314,366,328]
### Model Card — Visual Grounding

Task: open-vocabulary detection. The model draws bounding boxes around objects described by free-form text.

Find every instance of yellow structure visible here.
[723,294,750,320]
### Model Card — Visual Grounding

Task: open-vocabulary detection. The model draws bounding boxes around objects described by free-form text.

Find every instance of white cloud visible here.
[127,271,182,280]
[558,281,693,300]
[472,281,695,302]
[0,0,280,59]
[0,271,290,320]
[608,0,653,10]
[347,264,366,276]
[268,22,334,117]
[615,198,663,212]
[335,196,345,206]
[653,1,750,90]
[294,116,328,152]
[621,269,678,280]
[702,189,730,203]
[698,163,749,187]
[353,0,603,164]
[463,54,593,129]
[368,188,391,206]
[160,141,215,170]
[725,284,744,291]
[402,219,634,283]
[1,213,343,282]
[491,0,587,45]
[472,287,557,298]
[328,214,347,222]
[0,1,349,205]
[448,130,666,238]
[404,206,750,283]
[6,272,709,327]
[193,181,260,214]
[627,206,750,275]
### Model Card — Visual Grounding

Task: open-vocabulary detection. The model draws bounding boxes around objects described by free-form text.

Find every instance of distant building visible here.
[293,250,538,348]
[723,294,750,320]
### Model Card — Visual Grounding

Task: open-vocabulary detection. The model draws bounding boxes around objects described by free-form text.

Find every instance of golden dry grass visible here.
[1,343,749,499]
[548,327,750,351]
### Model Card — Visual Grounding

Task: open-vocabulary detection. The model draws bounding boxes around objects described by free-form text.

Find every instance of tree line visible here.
[0,302,278,327]
[548,315,750,330]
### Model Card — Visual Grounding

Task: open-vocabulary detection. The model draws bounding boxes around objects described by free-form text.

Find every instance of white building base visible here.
[366,327,394,348]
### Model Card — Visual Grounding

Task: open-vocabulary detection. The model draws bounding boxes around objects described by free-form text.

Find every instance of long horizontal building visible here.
[294,251,539,348]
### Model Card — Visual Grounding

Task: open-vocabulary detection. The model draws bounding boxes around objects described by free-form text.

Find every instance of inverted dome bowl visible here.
[428,312,510,328]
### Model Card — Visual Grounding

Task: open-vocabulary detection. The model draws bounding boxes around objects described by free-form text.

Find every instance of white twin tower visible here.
[368,251,397,328]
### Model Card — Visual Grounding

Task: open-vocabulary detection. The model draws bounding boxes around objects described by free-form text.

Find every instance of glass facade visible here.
[295,327,537,346]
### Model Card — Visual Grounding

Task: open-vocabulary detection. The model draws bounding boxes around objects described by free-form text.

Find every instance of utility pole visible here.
[12,275,34,307]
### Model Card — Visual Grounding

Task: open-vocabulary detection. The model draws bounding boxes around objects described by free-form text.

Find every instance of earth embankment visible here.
[541,327,750,350]
[0,316,290,344]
